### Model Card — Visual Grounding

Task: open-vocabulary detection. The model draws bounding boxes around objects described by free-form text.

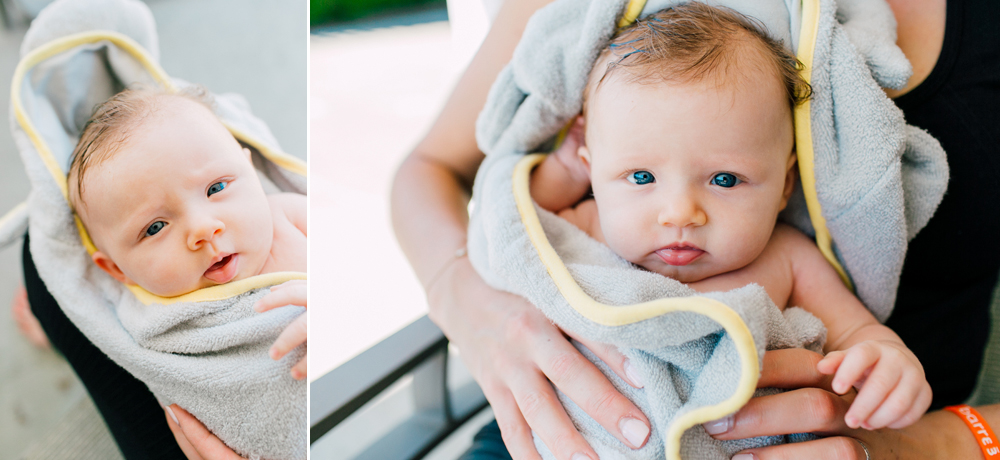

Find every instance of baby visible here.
[531,4,930,432]
[68,87,306,298]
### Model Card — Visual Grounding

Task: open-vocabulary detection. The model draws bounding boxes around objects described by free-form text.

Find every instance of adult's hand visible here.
[164,405,244,460]
[429,257,650,459]
[701,348,968,459]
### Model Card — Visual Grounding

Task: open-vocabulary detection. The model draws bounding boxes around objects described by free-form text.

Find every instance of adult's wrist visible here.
[898,409,977,460]
[425,256,478,337]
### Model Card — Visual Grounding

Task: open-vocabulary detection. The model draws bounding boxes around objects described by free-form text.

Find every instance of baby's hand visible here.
[254,280,307,380]
[531,116,592,212]
[550,116,589,184]
[817,340,931,430]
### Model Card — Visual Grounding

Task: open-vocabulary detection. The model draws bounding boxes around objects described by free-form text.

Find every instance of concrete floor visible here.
[0,0,305,455]
[309,0,490,382]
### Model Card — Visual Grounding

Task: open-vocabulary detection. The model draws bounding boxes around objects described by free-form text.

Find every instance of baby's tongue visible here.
[204,254,237,283]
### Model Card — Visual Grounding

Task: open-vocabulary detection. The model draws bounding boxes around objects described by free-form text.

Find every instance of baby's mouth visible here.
[655,244,705,266]
[204,253,239,284]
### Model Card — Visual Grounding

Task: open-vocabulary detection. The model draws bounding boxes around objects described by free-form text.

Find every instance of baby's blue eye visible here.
[145,221,165,237]
[628,171,655,185]
[711,173,740,188]
[208,181,227,197]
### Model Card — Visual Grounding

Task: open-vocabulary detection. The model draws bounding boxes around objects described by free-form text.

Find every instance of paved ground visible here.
[0,0,305,455]
[309,3,489,380]
[309,4,494,456]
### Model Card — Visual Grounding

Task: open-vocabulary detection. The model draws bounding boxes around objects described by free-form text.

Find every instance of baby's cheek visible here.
[597,209,645,261]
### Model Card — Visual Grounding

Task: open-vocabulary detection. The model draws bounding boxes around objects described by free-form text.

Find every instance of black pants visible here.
[22,234,184,459]
[459,420,512,460]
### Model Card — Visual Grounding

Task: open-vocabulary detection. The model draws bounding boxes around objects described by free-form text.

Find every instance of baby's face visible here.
[583,69,796,283]
[79,96,274,297]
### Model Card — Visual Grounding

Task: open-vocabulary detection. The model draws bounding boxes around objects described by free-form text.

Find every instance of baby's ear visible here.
[577,144,592,173]
[92,252,133,285]
[780,152,799,210]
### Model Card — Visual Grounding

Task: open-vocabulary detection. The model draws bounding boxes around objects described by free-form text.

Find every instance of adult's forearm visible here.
[902,404,1000,459]
[390,155,473,291]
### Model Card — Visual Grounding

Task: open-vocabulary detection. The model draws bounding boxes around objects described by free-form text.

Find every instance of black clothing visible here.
[888,0,1000,409]
[22,235,185,459]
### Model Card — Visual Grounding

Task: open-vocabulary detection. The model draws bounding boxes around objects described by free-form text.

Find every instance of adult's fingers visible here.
[734,435,870,460]
[170,405,245,460]
[486,386,544,460]
[254,282,307,313]
[757,348,834,391]
[565,331,644,389]
[532,332,650,449]
[507,371,598,459]
[708,388,854,440]
[270,313,307,362]
[164,406,204,460]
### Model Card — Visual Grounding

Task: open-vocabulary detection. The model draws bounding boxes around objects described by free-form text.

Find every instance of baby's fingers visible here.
[270,313,306,362]
[831,344,880,395]
[255,281,307,312]
[291,354,307,381]
[864,370,931,429]
[817,351,846,376]
[843,359,902,429]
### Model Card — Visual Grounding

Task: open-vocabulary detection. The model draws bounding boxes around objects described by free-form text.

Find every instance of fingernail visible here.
[619,417,649,448]
[703,415,733,435]
[845,415,858,428]
[253,302,263,312]
[571,454,592,460]
[165,405,179,425]
[291,369,303,380]
[624,358,644,388]
[270,347,279,360]
[732,454,756,460]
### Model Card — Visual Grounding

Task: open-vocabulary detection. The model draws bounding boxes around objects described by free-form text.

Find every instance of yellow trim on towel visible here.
[10,31,175,202]
[0,201,28,233]
[224,123,307,177]
[618,0,647,28]
[793,0,853,289]
[10,30,308,303]
[513,154,759,460]
[127,272,306,306]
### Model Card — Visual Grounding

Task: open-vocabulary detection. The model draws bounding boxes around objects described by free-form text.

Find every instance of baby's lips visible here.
[654,246,705,266]
[204,253,239,283]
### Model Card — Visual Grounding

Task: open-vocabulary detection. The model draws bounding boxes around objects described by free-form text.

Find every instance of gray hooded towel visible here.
[0,0,306,459]
[468,0,949,459]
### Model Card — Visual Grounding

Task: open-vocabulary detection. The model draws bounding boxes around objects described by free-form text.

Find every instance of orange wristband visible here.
[945,405,1000,458]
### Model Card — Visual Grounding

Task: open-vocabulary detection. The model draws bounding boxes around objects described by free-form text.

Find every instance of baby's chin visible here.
[635,259,722,285]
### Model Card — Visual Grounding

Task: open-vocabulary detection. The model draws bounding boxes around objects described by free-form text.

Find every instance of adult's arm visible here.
[389,0,651,458]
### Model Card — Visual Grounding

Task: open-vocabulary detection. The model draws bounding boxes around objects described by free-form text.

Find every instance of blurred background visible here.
[309,0,498,457]
[0,0,306,457]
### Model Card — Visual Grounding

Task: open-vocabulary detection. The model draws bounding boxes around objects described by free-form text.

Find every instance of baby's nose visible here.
[657,194,707,228]
[187,218,226,251]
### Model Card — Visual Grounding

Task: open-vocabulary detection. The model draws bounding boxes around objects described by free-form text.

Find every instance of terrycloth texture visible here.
[469,0,949,458]
[1,1,306,459]
[471,199,828,458]
[474,0,949,322]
